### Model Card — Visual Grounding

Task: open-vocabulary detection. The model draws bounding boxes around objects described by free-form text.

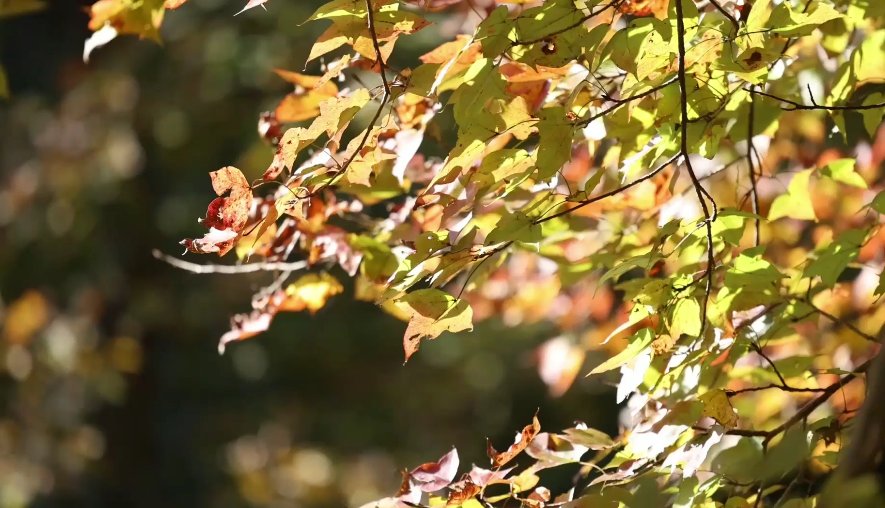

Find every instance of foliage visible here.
[80,0,885,506]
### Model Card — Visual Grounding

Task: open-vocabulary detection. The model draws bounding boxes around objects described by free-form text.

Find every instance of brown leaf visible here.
[487,414,541,467]
[446,477,481,506]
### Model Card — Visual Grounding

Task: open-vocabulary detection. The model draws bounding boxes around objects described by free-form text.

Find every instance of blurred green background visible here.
[0,1,616,506]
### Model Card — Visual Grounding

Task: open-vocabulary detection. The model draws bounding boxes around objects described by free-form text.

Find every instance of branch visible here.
[533,154,679,225]
[675,0,717,335]
[801,298,880,343]
[310,0,392,194]
[747,87,885,112]
[726,384,828,397]
[746,87,761,246]
[577,77,678,127]
[153,249,309,274]
[365,0,391,96]
[763,357,873,443]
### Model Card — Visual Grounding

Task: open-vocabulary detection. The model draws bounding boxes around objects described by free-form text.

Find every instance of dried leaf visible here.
[487,414,541,467]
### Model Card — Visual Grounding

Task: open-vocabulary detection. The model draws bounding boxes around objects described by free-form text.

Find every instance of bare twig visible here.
[153,250,309,274]
[746,87,761,246]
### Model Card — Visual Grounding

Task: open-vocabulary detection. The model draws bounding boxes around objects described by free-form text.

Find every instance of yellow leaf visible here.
[281,273,344,313]
[768,169,817,221]
[700,389,739,428]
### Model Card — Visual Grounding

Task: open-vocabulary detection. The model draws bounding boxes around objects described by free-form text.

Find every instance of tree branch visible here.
[747,87,885,112]
[675,0,717,335]
[153,249,309,274]
[533,154,679,224]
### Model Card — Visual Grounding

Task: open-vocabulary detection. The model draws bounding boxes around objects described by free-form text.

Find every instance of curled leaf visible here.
[487,414,541,467]
[410,447,459,492]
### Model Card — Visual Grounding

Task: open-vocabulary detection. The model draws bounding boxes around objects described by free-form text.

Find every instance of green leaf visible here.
[590,328,654,375]
[562,426,616,450]
[670,297,702,338]
[760,427,812,480]
[872,191,885,214]
[725,248,784,288]
[536,107,574,179]
[804,228,866,286]
[819,158,866,188]
[487,210,542,245]
[768,169,817,221]
[770,0,842,37]
[712,438,764,484]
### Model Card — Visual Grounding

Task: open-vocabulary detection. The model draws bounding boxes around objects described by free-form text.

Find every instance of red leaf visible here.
[182,167,253,256]
[409,447,459,492]
[487,414,541,467]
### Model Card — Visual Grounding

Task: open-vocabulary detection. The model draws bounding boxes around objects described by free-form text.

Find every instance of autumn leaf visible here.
[487,414,541,467]
[182,167,253,256]
[394,289,473,362]
[279,272,343,313]
[235,0,269,16]
[409,447,459,492]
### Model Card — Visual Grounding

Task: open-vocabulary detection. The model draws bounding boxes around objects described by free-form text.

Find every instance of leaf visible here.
[486,414,541,467]
[769,0,842,37]
[235,0,269,16]
[536,107,574,179]
[768,169,817,221]
[87,0,167,41]
[804,229,866,286]
[0,65,6,99]
[410,447,459,492]
[670,297,702,338]
[395,289,473,362]
[759,427,811,480]
[280,272,344,313]
[819,158,866,188]
[589,328,654,375]
[712,438,764,484]
[83,23,118,62]
[0,0,45,18]
[872,191,885,214]
[699,389,739,428]
[561,425,615,450]
[182,167,253,256]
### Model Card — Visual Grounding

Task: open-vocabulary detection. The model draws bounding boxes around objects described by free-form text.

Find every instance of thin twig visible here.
[533,154,679,224]
[747,87,885,112]
[675,0,717,337]
[763,357,873,444]
[577,77,678,127]
[153,250,309,274]
[707,0,739,34]
[801,298,880,343]
[746,87,761,246]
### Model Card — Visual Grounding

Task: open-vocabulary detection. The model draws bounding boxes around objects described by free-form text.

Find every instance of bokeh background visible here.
[0,2,617,506]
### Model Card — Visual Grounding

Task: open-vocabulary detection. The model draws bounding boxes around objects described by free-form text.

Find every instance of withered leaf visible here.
[487,414,541,467]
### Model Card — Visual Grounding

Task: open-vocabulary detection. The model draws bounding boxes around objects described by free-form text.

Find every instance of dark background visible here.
[0,1,617,506]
